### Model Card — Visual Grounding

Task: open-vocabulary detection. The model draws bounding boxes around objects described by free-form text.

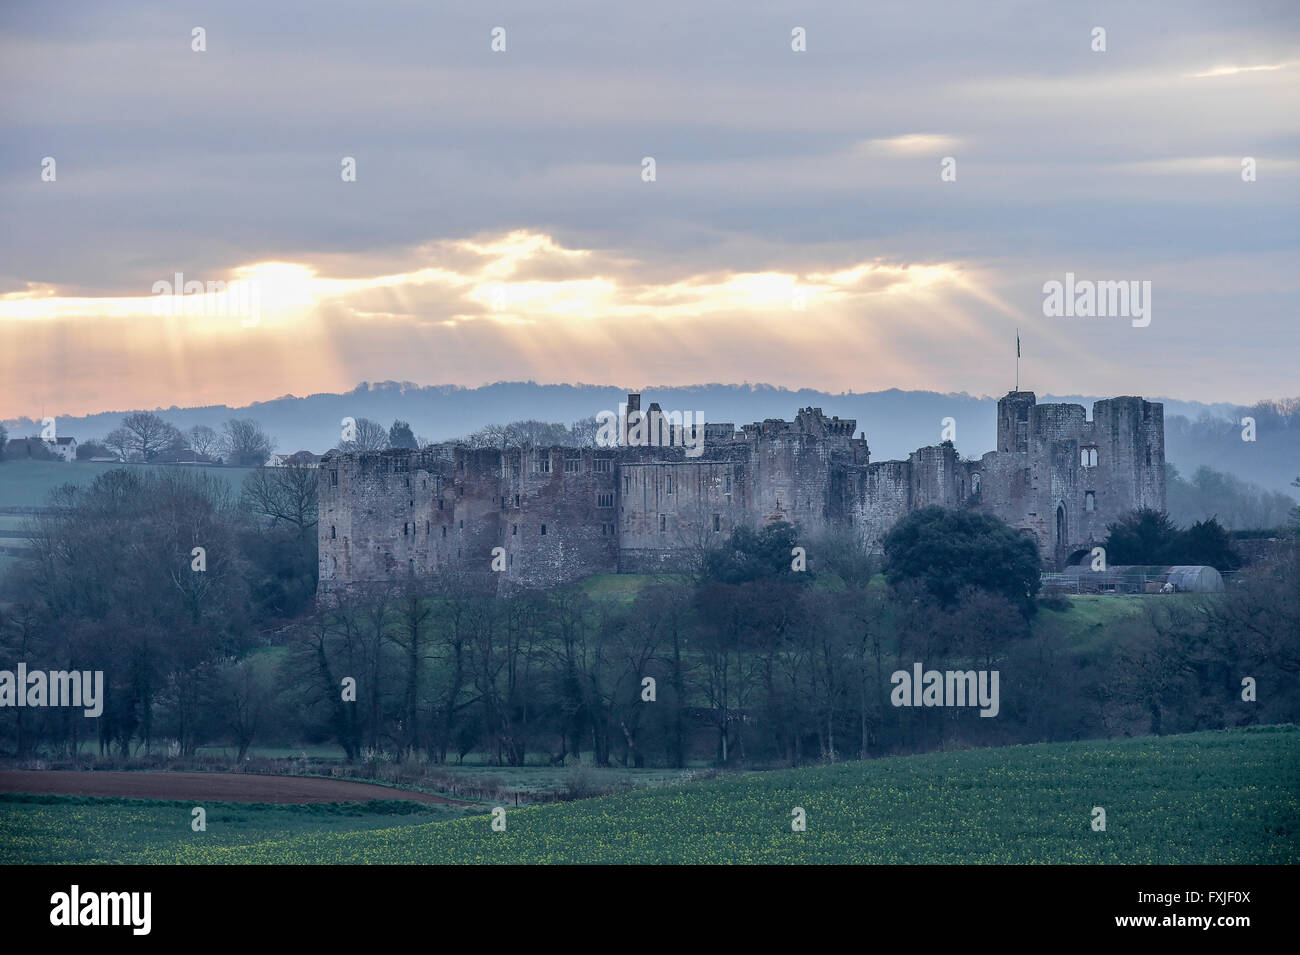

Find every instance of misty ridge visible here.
[5,380,1297,504]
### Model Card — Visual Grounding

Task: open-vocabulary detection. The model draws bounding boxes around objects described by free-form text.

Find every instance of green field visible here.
[0,459,256,509]
[4,727,1294,864]
[0,796,478,864]
[579,572,686,602]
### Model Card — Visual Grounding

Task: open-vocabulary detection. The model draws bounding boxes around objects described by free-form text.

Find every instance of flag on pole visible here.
[1017,333,1020,358]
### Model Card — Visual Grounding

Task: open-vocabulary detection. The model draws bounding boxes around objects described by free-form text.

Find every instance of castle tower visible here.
[997,391,1035,453]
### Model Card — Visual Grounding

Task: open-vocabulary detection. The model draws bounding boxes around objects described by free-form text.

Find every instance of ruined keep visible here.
[316,390,1165,599]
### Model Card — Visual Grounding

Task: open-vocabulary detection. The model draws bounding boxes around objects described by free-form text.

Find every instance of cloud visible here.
[1190,60,1299,78]
[1,0,1297,415]
[854,134,962,156]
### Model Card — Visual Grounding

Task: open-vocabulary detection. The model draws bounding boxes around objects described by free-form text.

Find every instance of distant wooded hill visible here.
[5,382,1297,498]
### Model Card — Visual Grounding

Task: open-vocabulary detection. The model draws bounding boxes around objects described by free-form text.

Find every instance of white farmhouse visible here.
[46,436,77,461]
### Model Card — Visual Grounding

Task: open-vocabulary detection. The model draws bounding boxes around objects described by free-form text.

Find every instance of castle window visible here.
[403,523,409,536]
[426,521,430,533]
[515,494,520,507]
[331,470,338,487]
[422,479,427,489]
[512,524,518,536]
[593,458,611,473]
[597,493,614,508]
[438,499,444,511]
[1081,447,1098,468]
[666,472,673,494]
[459,520,463,530]
[536,454,551,473]
[442,526,447,538]
[1145,448,1151,467]
[713,515,721,532]
[660,514,666,533]
[971,473,981,495]
[1085,491,1095,512]
[330,525,336,539]
[501,496,506,510]
[725,473,732,493]
[409,500,414,508]
[541,524,547,535]
[405,477,411,488]
[564,458,580,473]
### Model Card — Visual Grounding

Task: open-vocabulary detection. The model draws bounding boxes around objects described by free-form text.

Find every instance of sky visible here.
[1,0,1297,420]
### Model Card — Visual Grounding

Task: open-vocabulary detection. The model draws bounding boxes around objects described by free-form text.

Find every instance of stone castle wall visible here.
[317,391,1165,599]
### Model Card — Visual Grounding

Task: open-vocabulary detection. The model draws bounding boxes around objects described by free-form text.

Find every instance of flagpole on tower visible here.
[1016,329,1020,392]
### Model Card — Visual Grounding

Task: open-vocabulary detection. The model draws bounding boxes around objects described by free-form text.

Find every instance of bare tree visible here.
[463,422,520,450]
[671,500,727,585]
[240,464,319,534]
[221,418,274,466]
[339,417,388,453]
[119,411,185,462]
[213,655,275,760]
[188,424,221,459]
[569,415,600,447]
[102,427,134,461]
[513,420,571,447]
[462,420,573,450]
[390,579,435,759]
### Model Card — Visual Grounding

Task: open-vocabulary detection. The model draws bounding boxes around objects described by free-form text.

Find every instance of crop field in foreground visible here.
[0,796,479,864]
[3,726,1295,864]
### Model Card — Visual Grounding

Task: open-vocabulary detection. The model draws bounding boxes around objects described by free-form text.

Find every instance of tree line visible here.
[0,464,317,756]
[3,482,1295,765]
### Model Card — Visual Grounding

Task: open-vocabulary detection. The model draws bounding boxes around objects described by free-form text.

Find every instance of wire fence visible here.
[1041,573,1164,595]
[1042,569,1240,594]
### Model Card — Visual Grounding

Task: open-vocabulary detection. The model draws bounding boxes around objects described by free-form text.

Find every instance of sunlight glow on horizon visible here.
[0,230,1033,419]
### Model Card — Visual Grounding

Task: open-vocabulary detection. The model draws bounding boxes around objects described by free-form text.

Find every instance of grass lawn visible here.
[192,744,350,760]
[579,573,687,602]
[0,459,256,509]
[1033,593,1165,652]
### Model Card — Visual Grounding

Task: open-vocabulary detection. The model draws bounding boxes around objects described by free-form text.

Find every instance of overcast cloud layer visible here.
[1,0,1297,419]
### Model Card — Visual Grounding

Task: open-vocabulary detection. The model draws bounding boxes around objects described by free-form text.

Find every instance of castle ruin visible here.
[316,390,1165,597]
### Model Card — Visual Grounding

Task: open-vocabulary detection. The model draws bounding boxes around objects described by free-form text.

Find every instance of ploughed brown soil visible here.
[0,770,469,805]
